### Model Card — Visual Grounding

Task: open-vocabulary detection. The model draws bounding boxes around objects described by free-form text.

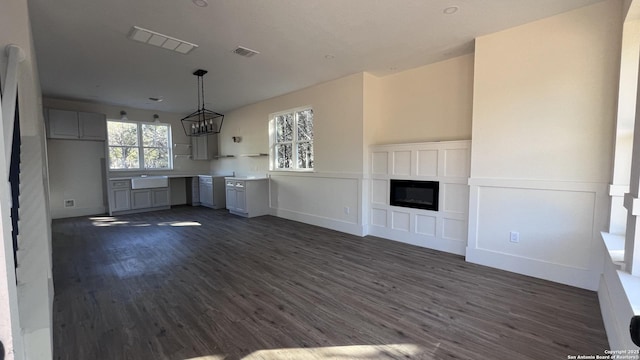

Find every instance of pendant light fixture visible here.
[181,69,224,136]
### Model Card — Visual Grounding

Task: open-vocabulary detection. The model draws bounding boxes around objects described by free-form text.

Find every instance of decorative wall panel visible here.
[369,140,471,255]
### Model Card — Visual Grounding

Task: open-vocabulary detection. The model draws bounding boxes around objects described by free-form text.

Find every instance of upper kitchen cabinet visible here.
[45,108,107,140]
[78,111,107,140]
[191,134,218,160]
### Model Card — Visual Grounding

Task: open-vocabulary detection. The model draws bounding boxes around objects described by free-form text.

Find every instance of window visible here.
[107,120,172,170]
[269,107,314,170]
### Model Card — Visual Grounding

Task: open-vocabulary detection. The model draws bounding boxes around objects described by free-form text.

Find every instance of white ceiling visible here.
[27,0,604,115]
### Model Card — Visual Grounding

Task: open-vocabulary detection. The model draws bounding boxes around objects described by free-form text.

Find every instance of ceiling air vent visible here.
[128,26,198,54]
[233,46,260,58]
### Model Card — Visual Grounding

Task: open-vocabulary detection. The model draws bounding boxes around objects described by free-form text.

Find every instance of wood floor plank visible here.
[52,207,609,359]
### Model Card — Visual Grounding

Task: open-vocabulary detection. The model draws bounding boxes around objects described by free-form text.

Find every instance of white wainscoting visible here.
[466,178,609,290]
[368,141,471,255]
[269,172,365,236]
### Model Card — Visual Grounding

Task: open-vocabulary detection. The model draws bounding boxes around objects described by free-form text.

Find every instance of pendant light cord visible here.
[199,74,205,111]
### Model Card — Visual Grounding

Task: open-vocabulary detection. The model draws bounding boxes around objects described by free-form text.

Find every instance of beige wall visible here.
[471,1,621,182]
[213,73,365,176]
[467,0,623,291]
[47,139,107,218]
[373,54,474,145]
[213,56,474,177]
[362,72,383,173]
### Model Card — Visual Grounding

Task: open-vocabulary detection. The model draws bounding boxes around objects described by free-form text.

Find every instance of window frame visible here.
[107,119,173,171]
[269,106,314,172]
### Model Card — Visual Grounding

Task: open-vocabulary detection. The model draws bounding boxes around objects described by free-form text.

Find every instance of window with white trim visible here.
[107,120,172,170]
[269,107,314,170]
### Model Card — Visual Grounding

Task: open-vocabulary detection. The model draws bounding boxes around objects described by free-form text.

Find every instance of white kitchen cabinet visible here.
[188,177,201,206]
[108,179,170,215]
[109,180,131,213]
[46,108,106,140]
[131,189,152,209]
[79,111,107,140]
[47,109,79,138]
[225,184,236,210]
[191,134,218,160]
[199,176,226,209]
[199,176,213,207]
[225,177,269,218]
[235,184,247,213]
[131,188,170,209]
[151,188,170,207]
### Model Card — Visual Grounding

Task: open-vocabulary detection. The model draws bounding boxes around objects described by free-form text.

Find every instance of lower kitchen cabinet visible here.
[131,189,152,209]
[151,188,170,207]
[225,177,269,218]
[109,180,131,213]
[108,179,170,215]
[198,176,226,209]
[131,188,170,210]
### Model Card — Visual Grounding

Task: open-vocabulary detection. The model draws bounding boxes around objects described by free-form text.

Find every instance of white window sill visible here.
[602,232,626,267]
[601,231,640,314]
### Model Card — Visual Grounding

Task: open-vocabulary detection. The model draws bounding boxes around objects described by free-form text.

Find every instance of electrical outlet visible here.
[344,206,350,215]
[509,231,520,243]
[64,199,75,208]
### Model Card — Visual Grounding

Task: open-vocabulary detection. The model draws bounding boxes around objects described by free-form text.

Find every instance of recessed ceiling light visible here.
[192,0,208,7]
[443,6,459,15]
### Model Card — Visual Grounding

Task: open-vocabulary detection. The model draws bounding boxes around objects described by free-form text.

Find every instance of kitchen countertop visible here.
[109,173,232,181]
[224,176,268,181]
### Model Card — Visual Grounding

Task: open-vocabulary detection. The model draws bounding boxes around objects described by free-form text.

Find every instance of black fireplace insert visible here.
[390,179,439,211]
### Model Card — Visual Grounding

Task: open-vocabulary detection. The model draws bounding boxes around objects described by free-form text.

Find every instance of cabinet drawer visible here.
[226,180,235,187]
[235,181,245,188]
[110,180,131,189]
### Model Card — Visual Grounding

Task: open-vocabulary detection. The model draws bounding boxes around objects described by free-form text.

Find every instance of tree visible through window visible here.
[108,120,172,170]
[271,107,313,170]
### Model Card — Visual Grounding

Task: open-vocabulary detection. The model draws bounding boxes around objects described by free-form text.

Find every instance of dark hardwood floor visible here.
[52,206,608,359]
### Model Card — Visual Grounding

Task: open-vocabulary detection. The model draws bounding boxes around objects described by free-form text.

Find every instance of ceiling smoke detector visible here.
[233,46,260,58]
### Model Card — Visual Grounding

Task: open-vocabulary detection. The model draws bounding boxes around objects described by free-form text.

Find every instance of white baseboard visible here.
[51,205,106,219]
[272,208,365,236]
[466,247,599,290]
[368,225,466,255]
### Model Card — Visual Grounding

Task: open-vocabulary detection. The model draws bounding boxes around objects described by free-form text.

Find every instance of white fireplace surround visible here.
[369,140,471,255]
